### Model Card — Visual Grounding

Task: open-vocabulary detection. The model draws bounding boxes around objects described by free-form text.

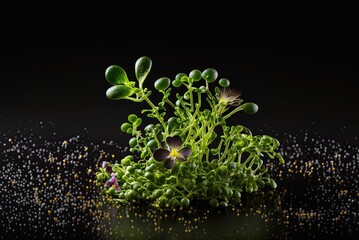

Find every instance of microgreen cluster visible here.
[96,56,284,208]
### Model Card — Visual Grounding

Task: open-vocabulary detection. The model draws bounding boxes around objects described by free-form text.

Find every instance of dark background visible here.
[0,24,358,240]
[0,28,358,144]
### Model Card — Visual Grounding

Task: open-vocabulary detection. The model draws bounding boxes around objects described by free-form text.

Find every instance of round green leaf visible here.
[128,114,138,123]
[180,197,190,208]
[144,124,155,132]
[153,189,164,198]
[135,56,152,85]
[146,139,157,149]
[126,165,136,174]
[105,65,129,85]
[214,87,220,95]
[219,78,230,87]
[154,77,171,91]
[172,79,182,87]
[120,122,132,133]
[159,197,169,207]
[106,85,133,100]
[233,190,241,199]
[129,137,138,147]
[209,198,219,208]
[145,163,156,172]
[175,73,187,80]
[220,201,228,207]
[189,69,202,82]
[167,117,179,125]
[107,186,116,195]
[164,188,175,198]
[202,68,218,83]
[144,172,154,181]
[140,149,148,159]
[242,102,259,114]
[132,183,141,191]
[121,157,131,166]
[133,118,142,127]
[125,189,138,200]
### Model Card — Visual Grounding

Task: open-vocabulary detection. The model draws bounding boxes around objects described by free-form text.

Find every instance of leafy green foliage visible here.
[97,56,284,209]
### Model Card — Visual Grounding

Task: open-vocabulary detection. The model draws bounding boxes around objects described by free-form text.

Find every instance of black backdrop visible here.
[0,29,358,144]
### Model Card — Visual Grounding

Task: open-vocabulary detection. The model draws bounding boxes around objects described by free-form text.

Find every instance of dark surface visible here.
[0,30,358,239]
[0,121,357,240]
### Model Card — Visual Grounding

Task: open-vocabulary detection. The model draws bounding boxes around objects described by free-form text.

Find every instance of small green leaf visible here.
[133,118,142,127]
[155,77,171,91]
[172,79,182,87]
[242,102,259,114]
[268,179,277,189]
[147,113,156,118]
[140,149,148,159]
[105,65,129,85]
[202,68,218,83]
[209,198,219,208]
[189,69,202,81]
[126,128,133,135]
[106,85,133,100]
[214,87,220,95]
[120,122,132,133]
[219,78,230,87]
[167,117,178,125]
[175,73,187,80]
[181,197,190,208]
[144,124,155,132]
[129,137,138,147]
[276,153,285,164]
[146,139,157,149]
[128,114,138,123]
[219,201,228,207]
[232,190,241,199]
[135,56,152,85]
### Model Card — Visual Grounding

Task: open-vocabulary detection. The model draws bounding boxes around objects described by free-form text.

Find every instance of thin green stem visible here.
[189,89,194,112]
[165,99,176,109]
[237,152,243,164]
[218,139,230,162]
[142,92,168,136]
[197,92,202,109]
[223,105,245,120]
[217,138,224,159]
[242,154,254,166]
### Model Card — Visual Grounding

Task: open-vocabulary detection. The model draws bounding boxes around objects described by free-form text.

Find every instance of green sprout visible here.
[96,56,285,208]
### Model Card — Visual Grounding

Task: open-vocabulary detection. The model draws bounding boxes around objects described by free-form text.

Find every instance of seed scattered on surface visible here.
[0,121,357,239]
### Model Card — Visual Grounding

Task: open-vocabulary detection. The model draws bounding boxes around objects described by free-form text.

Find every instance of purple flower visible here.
[102,161,113,173]
[106,173,121,191]
[153,135,192,169]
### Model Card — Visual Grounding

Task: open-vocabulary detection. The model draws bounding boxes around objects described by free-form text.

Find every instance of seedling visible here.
[96,56,284,208]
